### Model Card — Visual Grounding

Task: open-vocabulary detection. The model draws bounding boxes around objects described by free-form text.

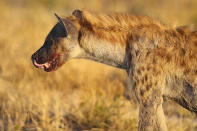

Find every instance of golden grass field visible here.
[0,0,197,130]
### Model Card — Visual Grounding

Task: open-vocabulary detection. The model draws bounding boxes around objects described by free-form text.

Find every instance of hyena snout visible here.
[32,47,48,64]
[31,46,51,69]
[32,45,65,72]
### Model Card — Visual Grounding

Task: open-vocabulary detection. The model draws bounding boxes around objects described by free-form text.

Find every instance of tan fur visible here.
[70,10,166,46]
[62,10,197,131]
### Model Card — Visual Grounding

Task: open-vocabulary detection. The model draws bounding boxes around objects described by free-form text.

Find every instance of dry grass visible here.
[0,0,197,130]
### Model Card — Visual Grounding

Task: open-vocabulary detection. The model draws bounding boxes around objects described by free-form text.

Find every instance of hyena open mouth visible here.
[32,54,64,72]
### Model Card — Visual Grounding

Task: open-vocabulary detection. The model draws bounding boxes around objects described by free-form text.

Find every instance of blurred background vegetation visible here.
[0,0,197,130]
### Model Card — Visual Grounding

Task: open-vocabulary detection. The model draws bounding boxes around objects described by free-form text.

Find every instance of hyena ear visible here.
[54,13,62,23]
[72,10,83,21]
[54,13,77,37]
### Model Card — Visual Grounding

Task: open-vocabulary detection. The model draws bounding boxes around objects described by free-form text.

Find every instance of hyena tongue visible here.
[33,60,50,69]
[33,60,44,69]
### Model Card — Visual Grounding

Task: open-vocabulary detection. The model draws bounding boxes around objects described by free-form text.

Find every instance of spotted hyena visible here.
[32,10,197,131]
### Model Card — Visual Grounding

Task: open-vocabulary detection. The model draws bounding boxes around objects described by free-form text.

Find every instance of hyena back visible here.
[32,10,197,131]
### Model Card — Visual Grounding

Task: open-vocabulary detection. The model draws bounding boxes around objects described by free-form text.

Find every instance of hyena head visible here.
[32,14,79,72]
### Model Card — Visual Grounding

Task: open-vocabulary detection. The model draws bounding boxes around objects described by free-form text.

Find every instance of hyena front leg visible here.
[130,66,167,131]
[138,86,167,131]
[154,102,167,131]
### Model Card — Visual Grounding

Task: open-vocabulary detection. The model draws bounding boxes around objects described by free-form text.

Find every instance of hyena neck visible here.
[75,31,127,69]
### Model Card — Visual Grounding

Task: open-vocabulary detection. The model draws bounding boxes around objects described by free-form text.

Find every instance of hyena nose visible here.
[32,51,42,63]
[31,53,38,63]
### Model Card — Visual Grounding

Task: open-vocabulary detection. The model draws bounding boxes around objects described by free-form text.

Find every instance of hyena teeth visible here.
[43,63,50,68]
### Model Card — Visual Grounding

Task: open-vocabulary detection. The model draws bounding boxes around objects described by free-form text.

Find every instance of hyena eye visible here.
[58,27,67,37]
[45,39,53,48]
